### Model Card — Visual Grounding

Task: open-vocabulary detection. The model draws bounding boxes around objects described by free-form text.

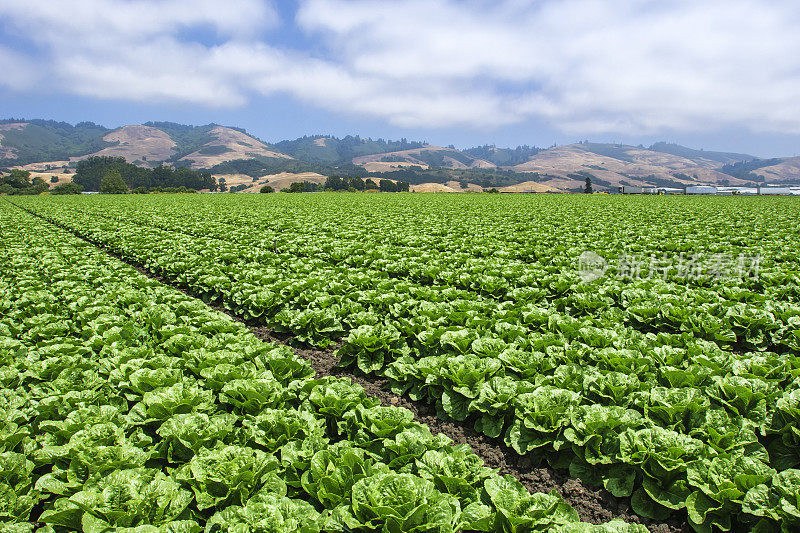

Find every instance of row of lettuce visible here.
[40,194,799,353]
[12,193,800,531]
[0,203,642,532]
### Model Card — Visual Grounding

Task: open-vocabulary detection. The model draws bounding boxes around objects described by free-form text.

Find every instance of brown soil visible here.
[12,201,687,532]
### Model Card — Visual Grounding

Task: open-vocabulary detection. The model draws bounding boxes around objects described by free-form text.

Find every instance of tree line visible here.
[73,156,217,192]
[322,175,410,192]
[0,169,86,195]
[0,169,52,195]
[259,176,412,193]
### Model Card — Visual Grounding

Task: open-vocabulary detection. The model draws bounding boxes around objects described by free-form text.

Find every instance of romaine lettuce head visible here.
[0,451,37,522]
[686,454,775,532]
[243,408,327,452]
[345,472,461,533]
[40,468,192,530]
[416,447,492,504]
[301,444,388,508]
[220,376,287,414]
[175,444,282,511]
[140,382,215,421]
[156,412,236,462]
[206,492,320,533]
[485,475,579,532]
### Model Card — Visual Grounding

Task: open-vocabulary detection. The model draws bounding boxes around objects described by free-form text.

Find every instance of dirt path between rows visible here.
[11,200,686,532]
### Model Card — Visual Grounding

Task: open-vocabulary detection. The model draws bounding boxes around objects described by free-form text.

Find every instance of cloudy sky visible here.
[1,0,799,156]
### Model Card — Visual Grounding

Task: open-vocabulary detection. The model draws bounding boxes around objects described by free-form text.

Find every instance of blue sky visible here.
[1,0,800,157]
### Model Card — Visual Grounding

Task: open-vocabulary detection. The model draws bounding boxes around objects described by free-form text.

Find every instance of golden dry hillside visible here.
[87,125,177,163]
[753,157,800,183]
[509,144,749,189]
[215,172,328,193]
[179,126,293,169]
[352,145,491,169]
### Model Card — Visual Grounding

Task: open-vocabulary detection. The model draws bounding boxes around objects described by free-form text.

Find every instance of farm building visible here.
[758,187,792,195]
[685,186,717,195]
[617,186,658,194]
[720,187,758,195]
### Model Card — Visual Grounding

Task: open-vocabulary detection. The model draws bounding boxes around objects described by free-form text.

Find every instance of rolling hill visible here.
[646,142,755,165]
[352,145,493,171]
[751,157,800,184]
[176,126,292,169]
[1,119,798,192]
[90,125,176,163]
[273,135,426,165]
[0,120,112,165]
[504,143,752,191]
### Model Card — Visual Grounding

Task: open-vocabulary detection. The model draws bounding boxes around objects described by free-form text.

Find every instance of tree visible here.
[260,185,275,193]
[584,176,593,194]
[218,177,227,192]
[1,170,52,194]
[288,181,305,193]
[379,179,396,192]
[74,156,128,191]
[7,169,31,189]
[324,175,345,190]
[51,182,83,195]
[100,169,128,194]
[73,156,212,191]
[365,178,378,190]
[347,177,365,191]
[396,181,410,192]
[50,176,59,183]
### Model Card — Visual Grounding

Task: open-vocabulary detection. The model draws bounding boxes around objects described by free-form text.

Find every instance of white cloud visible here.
[295,0,800,134]
[59,40,250,106]
[0,0,276,39]
[1,0,800,135]
[0,0,278,106]
[0,46,39,90]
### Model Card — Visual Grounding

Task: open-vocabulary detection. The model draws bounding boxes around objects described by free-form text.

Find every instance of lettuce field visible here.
[2,193,800,533]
